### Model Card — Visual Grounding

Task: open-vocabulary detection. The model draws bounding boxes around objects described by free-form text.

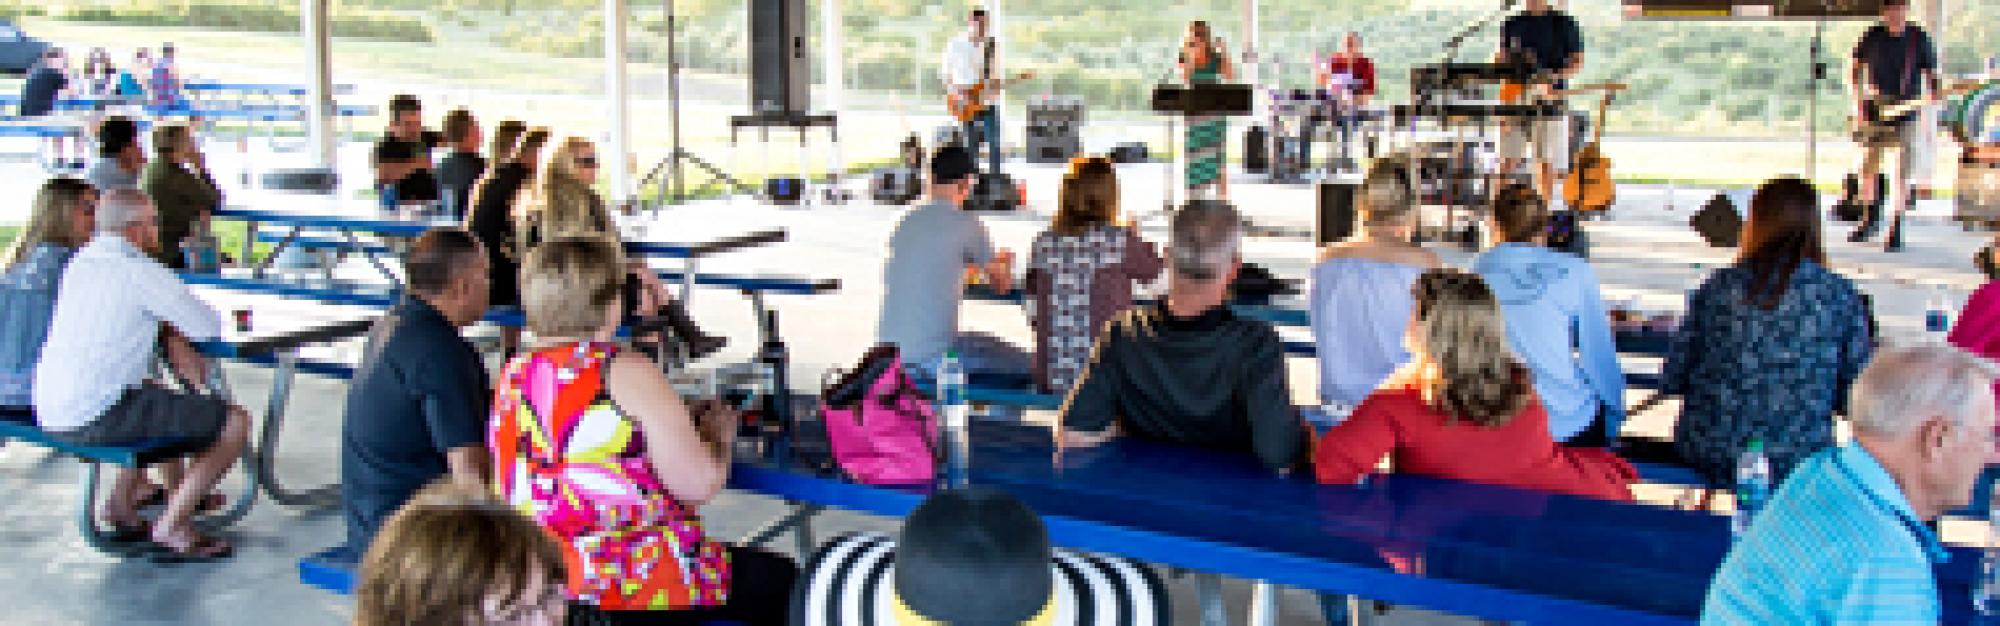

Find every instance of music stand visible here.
[1151,83,1255,210]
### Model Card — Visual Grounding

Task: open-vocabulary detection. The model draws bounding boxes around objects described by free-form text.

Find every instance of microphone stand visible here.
[1439,0,1521,63]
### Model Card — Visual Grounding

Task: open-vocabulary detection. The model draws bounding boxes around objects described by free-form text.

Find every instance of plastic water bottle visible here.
[1927,284,1953,337]
[1732,439,1771,537]
[1975,484,2000,616]
[936,350,970,488]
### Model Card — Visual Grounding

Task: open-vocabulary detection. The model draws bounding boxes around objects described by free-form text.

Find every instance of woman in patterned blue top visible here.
[1664,177,1874,490]
[0,178,97,408]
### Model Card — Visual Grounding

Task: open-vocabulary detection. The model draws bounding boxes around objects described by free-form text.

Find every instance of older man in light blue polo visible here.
[1702,345,1999,623]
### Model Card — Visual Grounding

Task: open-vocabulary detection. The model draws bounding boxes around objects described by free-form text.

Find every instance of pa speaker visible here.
[751,0,810,115]
[1317,182,1357,245]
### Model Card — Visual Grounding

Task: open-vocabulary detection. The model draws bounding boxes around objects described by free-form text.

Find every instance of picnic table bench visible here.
[0,292,375,555]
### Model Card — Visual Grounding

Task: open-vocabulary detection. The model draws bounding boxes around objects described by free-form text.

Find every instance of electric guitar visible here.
[947,71,1035,123]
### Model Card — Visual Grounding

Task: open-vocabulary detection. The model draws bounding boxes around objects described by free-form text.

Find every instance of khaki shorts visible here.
[1500,116,1571,173]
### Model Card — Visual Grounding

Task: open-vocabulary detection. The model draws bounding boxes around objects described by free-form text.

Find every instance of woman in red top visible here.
[1314,268,1636,501]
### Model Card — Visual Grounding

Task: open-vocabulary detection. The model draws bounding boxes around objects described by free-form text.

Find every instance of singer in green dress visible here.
[1180,21,1234,198]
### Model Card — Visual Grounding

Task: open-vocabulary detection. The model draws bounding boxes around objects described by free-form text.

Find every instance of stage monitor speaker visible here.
[1692,192,1743,248]
[1244,125,1269,174]
[751,0,810,115]
[1317,182,1357,245]
[966,173,1022,212]
[1111,142,1150,164]
[766,177,805,205]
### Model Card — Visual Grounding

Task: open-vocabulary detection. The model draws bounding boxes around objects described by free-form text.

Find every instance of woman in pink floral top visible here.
[489,236,794,625]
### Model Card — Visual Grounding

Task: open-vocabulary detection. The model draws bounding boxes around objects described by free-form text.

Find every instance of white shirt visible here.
[941,32,996,90]
[33,235,221,431]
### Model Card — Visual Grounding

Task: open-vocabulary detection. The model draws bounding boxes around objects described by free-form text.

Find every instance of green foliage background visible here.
[9,0,1998,136]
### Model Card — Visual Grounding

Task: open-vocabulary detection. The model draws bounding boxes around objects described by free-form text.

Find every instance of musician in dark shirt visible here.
[1845,0,1938,251]
[1496,0,1583,210]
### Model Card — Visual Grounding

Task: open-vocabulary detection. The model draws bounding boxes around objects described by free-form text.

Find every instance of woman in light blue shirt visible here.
[0,178,98,408]
[1472,184,1625,444]
[1310,158,1440,414]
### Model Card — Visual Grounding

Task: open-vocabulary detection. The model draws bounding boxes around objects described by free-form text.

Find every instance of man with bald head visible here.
[1703,345,1999,623]
[36,188,251,561]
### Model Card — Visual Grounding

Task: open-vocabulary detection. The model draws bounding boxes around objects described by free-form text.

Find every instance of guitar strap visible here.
[980,37,995,83]
[1900,26,1917,100]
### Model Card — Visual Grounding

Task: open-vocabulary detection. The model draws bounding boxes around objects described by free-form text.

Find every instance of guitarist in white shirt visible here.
[1847,0,1938,252]
[941,9,1003,175]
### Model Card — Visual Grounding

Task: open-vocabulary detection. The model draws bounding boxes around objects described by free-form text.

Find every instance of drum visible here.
[1946,81,2000,145]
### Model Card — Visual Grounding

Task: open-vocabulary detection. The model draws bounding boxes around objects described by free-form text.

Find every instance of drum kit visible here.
[1950,80,2000,230]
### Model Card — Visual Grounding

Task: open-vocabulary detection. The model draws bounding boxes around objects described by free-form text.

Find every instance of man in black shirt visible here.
[1497,0,1584,210]
[339,229,491,555]
[1845,0,1938,252]
[20,49,74,169]
[1059,200,1306,473]
[372,94,441,204]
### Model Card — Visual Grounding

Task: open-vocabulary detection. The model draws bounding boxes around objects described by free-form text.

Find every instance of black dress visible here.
[466,162,532,307]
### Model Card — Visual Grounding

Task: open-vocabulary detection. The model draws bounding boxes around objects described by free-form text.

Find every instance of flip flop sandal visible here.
[146,533,234,564]
[102,520,154,552]
[138,490,228,515]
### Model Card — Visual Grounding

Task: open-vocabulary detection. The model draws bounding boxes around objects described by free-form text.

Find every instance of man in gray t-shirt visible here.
[877,146,1018,375]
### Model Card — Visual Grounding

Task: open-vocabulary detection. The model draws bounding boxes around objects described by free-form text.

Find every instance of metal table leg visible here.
[1196,572,1227,626]
[741,503,824,548]
[249,352,339,507]
[1248,581,1279,626]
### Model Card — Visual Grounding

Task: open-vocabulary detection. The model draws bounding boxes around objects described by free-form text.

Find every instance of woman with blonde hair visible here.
[1308,156,1441,419]
[489,237,796,625]
[1024,156,1163,393]
[527,137,723,358]
[354,481,568,626]
[1314,268,1636,501]
[0,178,97,408]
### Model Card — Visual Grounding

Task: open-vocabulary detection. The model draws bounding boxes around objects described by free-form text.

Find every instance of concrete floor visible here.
[0,153,1990,625]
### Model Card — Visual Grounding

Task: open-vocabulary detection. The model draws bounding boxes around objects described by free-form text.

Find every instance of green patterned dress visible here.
[1185,55,1227,192]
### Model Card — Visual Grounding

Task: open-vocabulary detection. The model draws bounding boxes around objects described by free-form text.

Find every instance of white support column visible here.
[604,0,633,202]
[821,0,844,113]
[301,0,334,170]
[1241,0,1262,118]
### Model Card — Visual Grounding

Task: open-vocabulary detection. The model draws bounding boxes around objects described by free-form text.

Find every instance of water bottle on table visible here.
[1976,483,2000,617]
[1732,439,1771,537]
[936,350,970,488]
[1927,284,1954,337]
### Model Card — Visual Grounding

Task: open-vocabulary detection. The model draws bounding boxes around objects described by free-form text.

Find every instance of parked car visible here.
[0,21,50,75]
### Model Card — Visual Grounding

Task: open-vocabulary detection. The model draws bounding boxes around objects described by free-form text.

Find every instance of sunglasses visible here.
[575,156,599,167]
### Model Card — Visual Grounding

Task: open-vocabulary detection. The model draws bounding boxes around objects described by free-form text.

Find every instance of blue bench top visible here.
[299,547,358,595]
[0,408,208,467]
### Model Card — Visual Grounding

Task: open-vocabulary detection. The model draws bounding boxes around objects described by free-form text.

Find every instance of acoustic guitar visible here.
[947,71,1035,123]
[1560,82,1628,213]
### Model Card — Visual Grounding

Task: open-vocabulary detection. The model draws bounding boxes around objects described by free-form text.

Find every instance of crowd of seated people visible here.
[17,43,183,170]
[8,126,2000,626]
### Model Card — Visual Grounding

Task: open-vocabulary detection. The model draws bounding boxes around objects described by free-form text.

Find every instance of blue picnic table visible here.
[729,419,1983,625]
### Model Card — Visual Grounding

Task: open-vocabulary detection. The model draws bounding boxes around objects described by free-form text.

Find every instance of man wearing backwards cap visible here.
[876,145,1022,379]
[790,487,1169,625]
